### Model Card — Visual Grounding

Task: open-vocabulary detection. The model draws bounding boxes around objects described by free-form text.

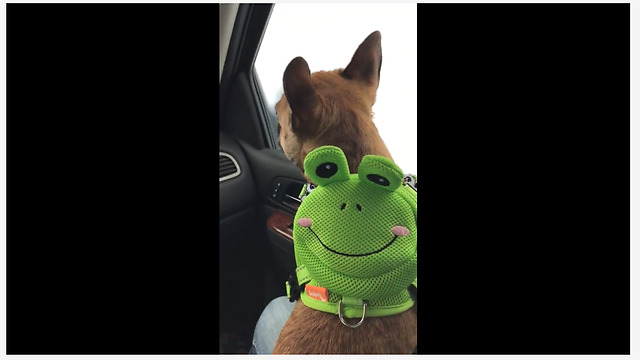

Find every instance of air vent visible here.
[219,152,241,182]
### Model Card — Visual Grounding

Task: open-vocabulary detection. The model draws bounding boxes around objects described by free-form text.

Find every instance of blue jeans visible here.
[249,296,296,354]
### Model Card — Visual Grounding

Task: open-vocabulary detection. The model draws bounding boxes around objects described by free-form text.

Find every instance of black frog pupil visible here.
[316,162,338,178]
[367,174,390,186]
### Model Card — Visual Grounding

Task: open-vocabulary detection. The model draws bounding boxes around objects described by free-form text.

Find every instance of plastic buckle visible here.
[286,273,301,302]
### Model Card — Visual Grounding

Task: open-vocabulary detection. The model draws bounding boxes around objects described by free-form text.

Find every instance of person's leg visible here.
[250,296,296,354]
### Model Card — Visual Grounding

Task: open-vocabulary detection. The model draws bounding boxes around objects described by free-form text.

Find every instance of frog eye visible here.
[316,162,338,178]
[366,173,392,187]
[303,146,350,186]
[358,155,403,192]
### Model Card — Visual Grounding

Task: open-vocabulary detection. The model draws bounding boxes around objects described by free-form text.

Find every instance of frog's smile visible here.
[298,217,409,257]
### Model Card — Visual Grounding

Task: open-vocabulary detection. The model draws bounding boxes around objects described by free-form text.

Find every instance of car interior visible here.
[218,3,305,354]
[217,3,632,356]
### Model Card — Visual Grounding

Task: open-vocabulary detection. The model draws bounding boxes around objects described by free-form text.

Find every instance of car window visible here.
[254,3,417,175]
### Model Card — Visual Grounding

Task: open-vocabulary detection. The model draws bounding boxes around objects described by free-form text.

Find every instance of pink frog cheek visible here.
[298,218,312,228]
[391,225,410,237]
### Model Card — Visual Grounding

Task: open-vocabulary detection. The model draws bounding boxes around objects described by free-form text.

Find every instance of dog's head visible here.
[277,31,392,175]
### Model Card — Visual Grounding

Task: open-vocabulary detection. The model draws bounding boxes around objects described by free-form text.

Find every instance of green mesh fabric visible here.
[293,146,417,301]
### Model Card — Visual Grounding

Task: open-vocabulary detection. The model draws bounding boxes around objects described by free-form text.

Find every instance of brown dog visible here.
[273,30,417,355]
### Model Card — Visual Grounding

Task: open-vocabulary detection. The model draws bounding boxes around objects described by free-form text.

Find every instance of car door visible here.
[218,3,305,354]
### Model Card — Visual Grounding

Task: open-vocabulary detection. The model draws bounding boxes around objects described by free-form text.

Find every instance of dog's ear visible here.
[283,56,321,137]
[342,30,382,104]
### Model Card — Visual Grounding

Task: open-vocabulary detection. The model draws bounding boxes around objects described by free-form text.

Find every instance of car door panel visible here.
[235,139,305,276]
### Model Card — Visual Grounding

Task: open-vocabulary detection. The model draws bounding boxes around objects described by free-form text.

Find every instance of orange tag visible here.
[305,284,329,302]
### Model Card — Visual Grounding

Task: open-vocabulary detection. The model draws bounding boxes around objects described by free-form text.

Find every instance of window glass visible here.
[255,3,417,175]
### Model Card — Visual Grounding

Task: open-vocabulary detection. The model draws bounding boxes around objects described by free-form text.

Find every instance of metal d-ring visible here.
[338,299,367,328]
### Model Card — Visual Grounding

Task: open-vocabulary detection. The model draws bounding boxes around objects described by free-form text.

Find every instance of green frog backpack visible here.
[286,145,417,328]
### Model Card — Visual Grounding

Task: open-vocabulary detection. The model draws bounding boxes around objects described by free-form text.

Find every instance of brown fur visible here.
[274,31,416,354]
[273,302,417,355]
